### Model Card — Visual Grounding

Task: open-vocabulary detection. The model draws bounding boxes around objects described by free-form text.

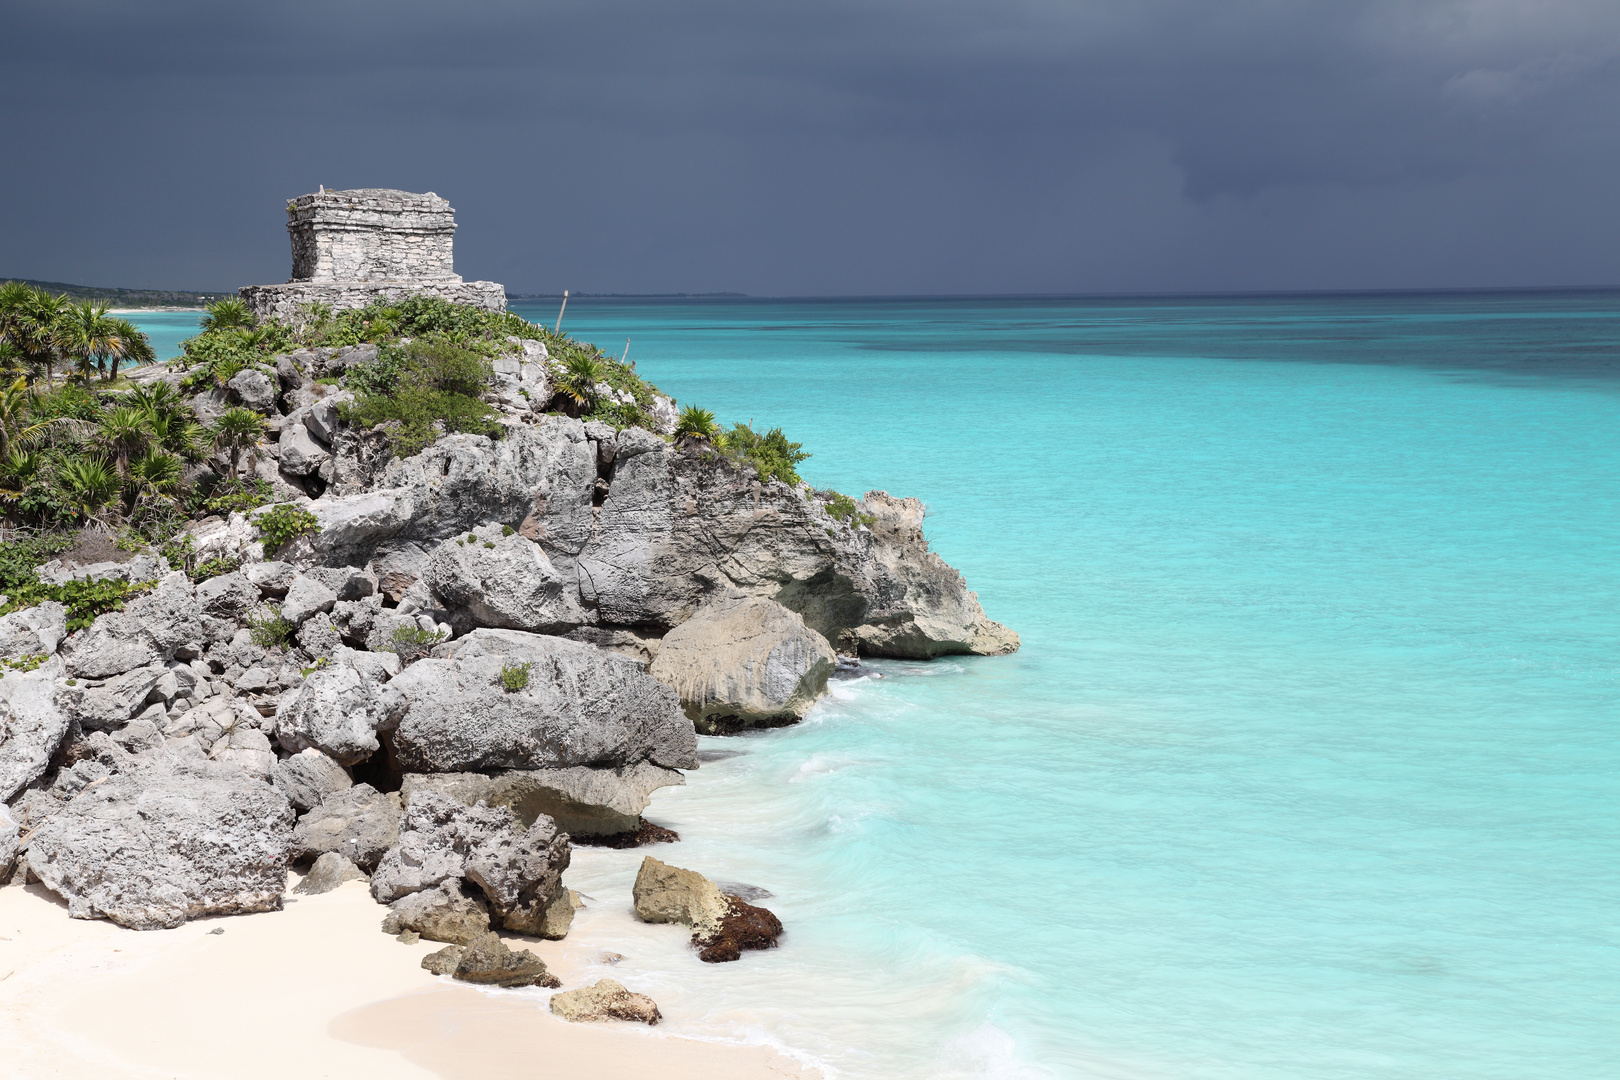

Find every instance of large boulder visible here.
[227,367,277,413]
[291,783,401,871]
[423,527,583,634]
[632,856,730,936]
[274,661,386,765]
[55,663,168,732]
[0,804,19,882]
[444,931,559,988]
[384,630,695,773]
[462,810,570,936]
[294,851,368,895]
[27,752,295,929]
[549,979,661,1025]
[0,657,69,803]
[60,572,199,679]
[649,597,835,733]
[280,574,338,626]
[208,724,276,780]
[194,572,259,621]
[279,422,330,477]
[369,791,521,903]
[370,791,569,934]
[0,601,67,660]
[380,880,490,944]
[400,762,683,838]
[271,747,353,812]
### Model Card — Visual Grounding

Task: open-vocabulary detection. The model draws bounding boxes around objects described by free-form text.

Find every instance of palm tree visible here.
[57,456,119,526]
[212,407,265,480]
[0,448,42,509]
[95,404,156,481]
[106,318,155,379]
[674,405,718,441]
[11,288,70,387]
[200,299,254,332]
[59,300,120,382]
[0,374,90,459]
[125,447,184,517]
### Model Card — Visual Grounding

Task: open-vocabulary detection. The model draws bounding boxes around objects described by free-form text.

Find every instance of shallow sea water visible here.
[134,293,1620,1078]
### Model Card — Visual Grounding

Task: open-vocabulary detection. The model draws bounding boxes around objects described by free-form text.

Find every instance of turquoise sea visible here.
[138,293,1620,1078]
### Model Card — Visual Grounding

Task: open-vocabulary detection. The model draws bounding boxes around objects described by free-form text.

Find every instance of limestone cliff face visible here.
[301,418,1018,659]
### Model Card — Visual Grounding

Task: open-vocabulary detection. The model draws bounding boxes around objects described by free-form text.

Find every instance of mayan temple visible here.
[239,188,506,323]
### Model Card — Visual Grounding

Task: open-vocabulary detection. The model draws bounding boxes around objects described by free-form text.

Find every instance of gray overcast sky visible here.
[3,0,1618,296]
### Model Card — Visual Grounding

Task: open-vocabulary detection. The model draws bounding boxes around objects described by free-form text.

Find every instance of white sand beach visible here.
[0,875,814,1080]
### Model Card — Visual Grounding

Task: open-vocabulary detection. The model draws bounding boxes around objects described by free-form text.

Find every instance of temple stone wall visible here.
[241,187,505,323]
[288,189,460,283]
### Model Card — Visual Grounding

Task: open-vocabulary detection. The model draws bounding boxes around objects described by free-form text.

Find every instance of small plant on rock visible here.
[386,622,448,665]
[248,610,295,649]
[253,503,320,553]
[500,660,532,693]
[674,405,718,441]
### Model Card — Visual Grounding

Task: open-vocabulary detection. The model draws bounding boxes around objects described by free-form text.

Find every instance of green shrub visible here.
[500,660,532,693]
[248,610,295,649]
[717,423,810,486]
[0,575,155,633]
[192,554,242,582]
[501,524,514,537]
[253,503,320,553]
[822,491,875,527]
[1,653,46,672]
[0,531,74,594]
[340,341,499,457]
[387,623,448,650]
[189,476,274,519]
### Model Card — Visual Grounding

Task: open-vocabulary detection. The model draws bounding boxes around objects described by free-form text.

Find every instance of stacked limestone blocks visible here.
[240,188,506,323]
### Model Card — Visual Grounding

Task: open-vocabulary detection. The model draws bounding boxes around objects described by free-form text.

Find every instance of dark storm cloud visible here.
[3,1,1617,294]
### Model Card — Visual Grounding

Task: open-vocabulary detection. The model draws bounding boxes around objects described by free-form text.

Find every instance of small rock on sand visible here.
[549,979,661,1025]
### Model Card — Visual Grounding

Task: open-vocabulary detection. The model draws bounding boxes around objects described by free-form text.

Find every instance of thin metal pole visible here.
[620,339,630,365]
[554,290,568,334]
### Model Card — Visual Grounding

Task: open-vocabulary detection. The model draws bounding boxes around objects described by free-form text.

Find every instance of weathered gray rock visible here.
[423,527,583,634]
[369,791,512,904]
[208,724,276,780]
[649,597,835,733]
[0,602,67,660]
[332,644,400,684]
[632,856,729,936]
[294,851,368,895]
[34,552,168,588]
[296,614,342,660]
[298,420,1015,660]
[368,543,430,602]
[447,931,558,988]
[421,944,464,976]
[0,657,69,802]
[27,751,294,930]
[194,572,259,621]
[227,367,277,413]
[0,805,19,883]
[307,393,352,444]
[386,630,694,773]
[305,566,376,602]
[536,885,576,940]
[400,762,683,838]
[244,560,297,597]
[60,572,199,679]
[55,663,167,732]
[270,747,352,812]
[274,661,386,766]
[549,979,661,1025]
[280,574,338,626]
[369,792,569,934]
[463,811,570,935]
[279,422,329,476]
[380,880,490,944]
[292,783,400,871]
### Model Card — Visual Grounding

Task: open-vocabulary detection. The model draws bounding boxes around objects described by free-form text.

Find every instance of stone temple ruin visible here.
[240,188,506,324]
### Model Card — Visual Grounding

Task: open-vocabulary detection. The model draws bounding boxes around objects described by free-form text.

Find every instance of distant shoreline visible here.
[108,307,205,314]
